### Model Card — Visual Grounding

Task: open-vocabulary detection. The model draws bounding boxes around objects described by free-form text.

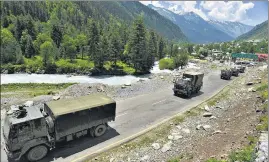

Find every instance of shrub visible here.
[159,58,174,70]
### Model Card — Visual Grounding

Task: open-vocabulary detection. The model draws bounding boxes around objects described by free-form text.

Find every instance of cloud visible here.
[200,1,254,22]
[140,1,255,23]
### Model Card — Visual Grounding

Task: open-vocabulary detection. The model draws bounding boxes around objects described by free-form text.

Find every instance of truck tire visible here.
[94,124,107,137]
[26,145,48,162]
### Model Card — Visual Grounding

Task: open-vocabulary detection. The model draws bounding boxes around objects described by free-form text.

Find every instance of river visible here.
[0,61,179,85]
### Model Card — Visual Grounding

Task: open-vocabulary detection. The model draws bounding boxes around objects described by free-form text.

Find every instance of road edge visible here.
[72,76,238,162]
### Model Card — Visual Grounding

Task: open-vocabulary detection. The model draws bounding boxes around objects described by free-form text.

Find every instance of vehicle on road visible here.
[2,94,116,161]
[231,67,239,77]
[173,71,204,98]
[220,69,232,80]
[238,66,246,73]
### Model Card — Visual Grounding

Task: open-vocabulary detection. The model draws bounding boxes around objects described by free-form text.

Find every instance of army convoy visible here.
[173,72,204,98]
[2,94,116,161]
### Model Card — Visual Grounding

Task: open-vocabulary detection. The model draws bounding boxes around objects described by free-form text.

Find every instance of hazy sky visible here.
[140,1,268,26]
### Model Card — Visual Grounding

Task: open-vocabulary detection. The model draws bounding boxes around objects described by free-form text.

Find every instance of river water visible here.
[0,61,178,85]
[1,62,201,85]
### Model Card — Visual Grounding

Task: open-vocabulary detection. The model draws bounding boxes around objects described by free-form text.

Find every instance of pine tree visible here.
[87,20,101,68]
[51,25,63,48]
[129,16,147,73]
[25,35,35,58]
[147,30,157,70]
[158,37,165,59]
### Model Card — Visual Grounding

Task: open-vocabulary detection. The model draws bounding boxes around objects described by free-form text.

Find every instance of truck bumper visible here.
[4,145,21,161]
[173,88,186,95]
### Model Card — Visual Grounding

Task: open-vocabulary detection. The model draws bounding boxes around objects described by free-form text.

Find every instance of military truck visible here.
[238,66,246,73]
[2,94,116,161]
[220,69,232,80]
[173,71,204,97]
[231,67,239,77]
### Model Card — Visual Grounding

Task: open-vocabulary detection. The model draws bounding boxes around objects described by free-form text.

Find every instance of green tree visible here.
[62,34,76,62]
[129,16,148,73]
[51,25,63,48]
[198,47,209,58]
[173,52,189,69]
[33,33,53,53]
[75,34,87,59]
[40,41,54,67]
[158,37,165,59]
[147,30,157,69]
[1,28,22,64]
[87,20,102,68]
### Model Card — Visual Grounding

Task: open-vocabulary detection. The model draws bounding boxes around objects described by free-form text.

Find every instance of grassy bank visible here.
[1,56,136,75]
[1,83,75,97]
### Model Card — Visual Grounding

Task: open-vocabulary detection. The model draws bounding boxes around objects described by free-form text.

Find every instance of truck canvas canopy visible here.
[45,94,116,117]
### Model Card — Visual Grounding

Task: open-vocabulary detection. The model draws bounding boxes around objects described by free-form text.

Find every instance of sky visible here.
[139,1,268,26]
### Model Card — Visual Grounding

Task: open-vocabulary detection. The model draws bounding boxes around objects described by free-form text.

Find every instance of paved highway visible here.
[1,71,231,162]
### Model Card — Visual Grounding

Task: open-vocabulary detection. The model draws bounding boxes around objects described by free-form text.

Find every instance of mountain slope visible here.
[148,5,234,44]
[237,20,268,40]
[75,1,188,42]
[208,20,253,38]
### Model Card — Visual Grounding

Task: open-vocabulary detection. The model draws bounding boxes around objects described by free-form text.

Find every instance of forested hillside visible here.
[1,1,187,75]
[237,20,268,41]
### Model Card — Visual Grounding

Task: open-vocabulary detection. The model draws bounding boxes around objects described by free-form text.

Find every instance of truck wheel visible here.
[27,145,48,162]
[94,124,107,137]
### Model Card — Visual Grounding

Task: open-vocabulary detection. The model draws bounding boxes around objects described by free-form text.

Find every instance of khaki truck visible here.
[221,69,232,80]
[2,94,116,161]
[173,71,204,98]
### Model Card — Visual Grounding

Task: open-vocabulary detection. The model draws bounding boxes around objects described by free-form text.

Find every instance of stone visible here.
[53,96,60,100]
[161,141,172,153]
[203,112,213,117]
[202,125,211,131]
[173,135,183,140]
[213,130,222,134]
[24,101,34,107]
[196,125,202,130]
[215,106,224,109]
[140,155,149,161]
[160,76,164,79]
[168,135,174,140]
[152,143,161,150]
[124,82,131,86]
[210,116,217,120]
[110,158,115,162]
[182,128,190,134]
[121,85,126,89]
[204,105,210,111]
[246,82,254,85]
[97,86,105,92]
[176,125,182,130]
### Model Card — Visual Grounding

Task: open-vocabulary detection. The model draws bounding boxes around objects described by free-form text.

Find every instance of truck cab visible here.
[2,105,50,161]
[173,72,204,97]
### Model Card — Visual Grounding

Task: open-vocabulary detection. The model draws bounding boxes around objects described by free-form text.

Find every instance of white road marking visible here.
[152,99,166,106]
[116,112,127,118]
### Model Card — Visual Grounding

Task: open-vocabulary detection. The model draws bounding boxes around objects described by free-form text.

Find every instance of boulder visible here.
[246,82,254,85]
[173,135,183,140]
[210,116,217,120]
[140,155,149,161]
[161,141,172,153]
[121,85,126,89]
[152,143,161,150]
[202,125,211,131]
[53,96,60,100]
[204,105,210,112]
[182,128,190,134]
[203,112,213,117]
[124,82,131,86]
[97,86,105,92]
[168,135,174,140]
[160,76,164,79]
